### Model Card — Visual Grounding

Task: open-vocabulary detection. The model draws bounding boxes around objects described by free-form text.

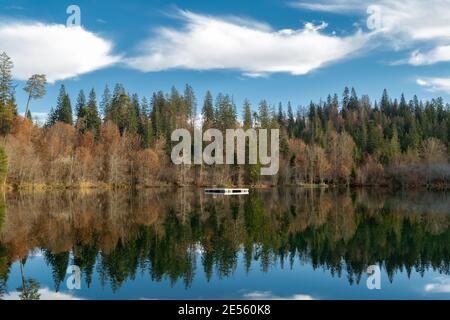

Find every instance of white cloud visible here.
[416,77,450,94]
[424,277,450,293]
[2,287,83,300]
[292,0,450,41]
[126,10,370,76]
[242,291,315,300]
[292,0,450,67]
[0,22,121,82]
[408,46,450,66]
[290,0,369,13]
[372,1,450,42]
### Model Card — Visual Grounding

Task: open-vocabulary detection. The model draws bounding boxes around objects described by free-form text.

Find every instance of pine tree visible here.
[367,121,384,155]
[75,90,87,120]
[215,94,236,131]
[86,89,101,135]
[384,126,401,163]
[0,52,15,135]
[258,100,270,129]
[0,52,14,109]
[407,119,421,151]
[243,99,253,130]
[139,97,153,148]
[23,74,47,117]
[47,85,73,126]
[287,102,295,138]
[342,87,350,111]
[277,102,285,126]
[75,90,87,130]
[202,91,214,130]
[110,86,135,134]
[60,94,73,125]
[184,84,196,127]
[128,93,139,135]
[381,89,390,115]
[151,91,165,139]
[100,85,112,120]
[349,87,359,110]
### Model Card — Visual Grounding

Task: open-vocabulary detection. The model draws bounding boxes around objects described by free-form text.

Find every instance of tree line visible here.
[0,52,449,188]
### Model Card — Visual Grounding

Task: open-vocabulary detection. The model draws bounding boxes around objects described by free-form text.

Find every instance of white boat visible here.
[205,188,249,195]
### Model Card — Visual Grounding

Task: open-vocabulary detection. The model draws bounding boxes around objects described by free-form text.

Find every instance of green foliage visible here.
[215,94,237,131]
[138,97,153,148]
[243,99,252,130]
[0,99,15,135]
[38,82,450,186]
[0,145,7,186]
[100,85,112,119]
[85,89,101,135]
[75,89,87,121]
[202,91,215,130]
[0,52,14,110]
[46,85,73,126]
[0,53,16,135]
[23,74,47,116]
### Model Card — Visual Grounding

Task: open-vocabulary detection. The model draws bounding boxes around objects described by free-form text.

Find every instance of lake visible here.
[0,188,450,300]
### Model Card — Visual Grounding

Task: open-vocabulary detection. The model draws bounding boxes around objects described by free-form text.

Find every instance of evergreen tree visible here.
[139,97,153,148]
[258,100,270,129]
[0,52,15,135]
[202,91,214,130]
[367,121,384,155]
[100,85,112,120]
[215,94,236,131]
[384,126,401,163]
[381,89,390,115]
[243,99,253,130]
[407,119,421,151]
[75,90,87,120]
[184,84,196,127]
[277,102,285,126]
[349,87,359,110]
[151,91,165,139]
[0,52,14,109]
[47,85,72,126]
[23,74,47,117]
[342,87,350,111]
[60,94,73,125]
[75,90,87,130]
[287,102,295,138]
[110,86,135,134]
[86,89,101,135]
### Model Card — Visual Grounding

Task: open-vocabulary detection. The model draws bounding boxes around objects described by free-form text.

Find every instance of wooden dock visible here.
[205,188,249,195]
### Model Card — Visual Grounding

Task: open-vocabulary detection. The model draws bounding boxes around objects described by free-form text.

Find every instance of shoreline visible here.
[2,182,449,192]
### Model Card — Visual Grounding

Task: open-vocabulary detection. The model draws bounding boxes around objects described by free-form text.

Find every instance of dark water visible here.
[1,188,450,300]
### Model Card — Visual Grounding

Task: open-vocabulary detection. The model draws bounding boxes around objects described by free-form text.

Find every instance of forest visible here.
[0,52,449,189]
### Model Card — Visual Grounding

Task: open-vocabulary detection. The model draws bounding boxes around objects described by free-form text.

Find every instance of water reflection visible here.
[0,188,450,299]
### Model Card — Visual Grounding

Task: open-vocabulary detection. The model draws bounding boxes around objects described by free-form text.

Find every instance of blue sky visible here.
[2,0,450,121]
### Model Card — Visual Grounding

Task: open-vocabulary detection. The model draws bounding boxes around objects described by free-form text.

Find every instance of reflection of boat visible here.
[205,188,249,195]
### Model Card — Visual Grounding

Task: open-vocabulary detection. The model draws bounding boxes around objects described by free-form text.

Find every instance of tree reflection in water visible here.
[0,188,449,294]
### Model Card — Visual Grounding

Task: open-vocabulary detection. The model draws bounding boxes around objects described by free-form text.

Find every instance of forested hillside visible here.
[1,52,449,188]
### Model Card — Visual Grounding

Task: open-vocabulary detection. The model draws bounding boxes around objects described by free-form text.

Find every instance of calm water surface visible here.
[1,188,450,300]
